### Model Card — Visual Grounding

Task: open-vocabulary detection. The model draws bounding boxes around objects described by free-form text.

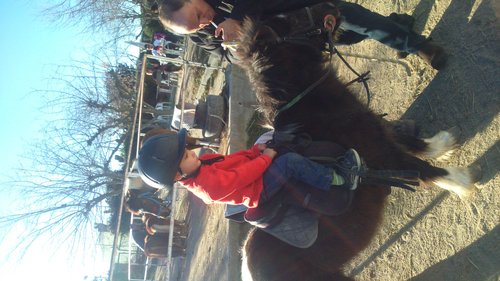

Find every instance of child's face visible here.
[179,149,201,176]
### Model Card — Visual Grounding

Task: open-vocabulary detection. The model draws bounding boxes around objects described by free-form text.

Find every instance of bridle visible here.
[260,4,371,114]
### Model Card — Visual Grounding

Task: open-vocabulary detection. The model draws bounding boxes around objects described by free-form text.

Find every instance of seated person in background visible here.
[145,60,183,81]
[144,43,163,57]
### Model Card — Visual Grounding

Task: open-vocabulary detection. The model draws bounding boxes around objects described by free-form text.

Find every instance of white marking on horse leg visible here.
[421,131,457,160]
[241,251,254,281]
[433,167,478,198]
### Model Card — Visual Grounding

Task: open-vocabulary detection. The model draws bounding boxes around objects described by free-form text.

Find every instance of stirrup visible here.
[362,169,420,191]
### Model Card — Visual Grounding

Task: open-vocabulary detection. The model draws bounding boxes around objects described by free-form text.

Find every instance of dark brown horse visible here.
[235,8,478,281]
[125,191,171,218]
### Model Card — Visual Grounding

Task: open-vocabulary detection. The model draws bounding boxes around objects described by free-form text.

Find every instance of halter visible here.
[261,6,371,114]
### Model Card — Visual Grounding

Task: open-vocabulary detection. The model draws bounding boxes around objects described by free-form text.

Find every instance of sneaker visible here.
[334,149,365,190]
[388,13,416,30]
[417,41,448,70]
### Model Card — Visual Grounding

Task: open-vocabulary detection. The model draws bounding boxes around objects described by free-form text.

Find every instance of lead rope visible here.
[325,24,372,108]
[277,17,372,115]
[277,67,331,114]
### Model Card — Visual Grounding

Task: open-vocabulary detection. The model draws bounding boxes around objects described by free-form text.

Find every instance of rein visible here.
[265,8,371,114]
[277,68,331,114]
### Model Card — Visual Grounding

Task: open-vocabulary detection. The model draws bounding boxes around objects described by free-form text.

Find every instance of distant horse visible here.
[142,213,188,237]
[144,232,186,258]
[235,5,478,281]
[125,191,171,218]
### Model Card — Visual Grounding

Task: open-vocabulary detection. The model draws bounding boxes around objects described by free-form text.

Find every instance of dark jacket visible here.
[190,0,337,58]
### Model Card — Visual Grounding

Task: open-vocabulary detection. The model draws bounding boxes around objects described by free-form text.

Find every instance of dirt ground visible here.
[165,0,499,280]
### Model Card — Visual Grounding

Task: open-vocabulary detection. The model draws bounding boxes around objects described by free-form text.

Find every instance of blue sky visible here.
[0,1,120,280]
[0,0,96,179]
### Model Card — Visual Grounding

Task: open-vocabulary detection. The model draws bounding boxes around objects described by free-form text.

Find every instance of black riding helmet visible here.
[137,129,187,189]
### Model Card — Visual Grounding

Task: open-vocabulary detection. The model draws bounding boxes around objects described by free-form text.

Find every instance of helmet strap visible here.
[177,156,225,181]
[176,167,189,181]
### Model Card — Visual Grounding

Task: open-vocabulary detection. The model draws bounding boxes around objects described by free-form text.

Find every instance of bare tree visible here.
[0,59,139,262]
[44,0,148,42]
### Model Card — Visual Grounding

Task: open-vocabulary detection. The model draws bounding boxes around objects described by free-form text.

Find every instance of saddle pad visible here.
[224,204,248,223]
[261,206,318,248]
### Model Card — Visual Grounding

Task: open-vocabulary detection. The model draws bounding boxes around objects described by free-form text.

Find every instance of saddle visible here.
[246,204,320,249]
[226,139,349,248]
[243,186,321,249]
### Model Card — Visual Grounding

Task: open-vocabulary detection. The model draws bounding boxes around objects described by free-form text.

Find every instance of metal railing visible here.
[127,214,169,281]
[108,41,225,281]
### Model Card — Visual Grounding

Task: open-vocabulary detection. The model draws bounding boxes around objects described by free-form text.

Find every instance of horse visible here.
[235,5,479,281]
[144,232,187,258]
[142,212,188,237]
[125,190,171,218]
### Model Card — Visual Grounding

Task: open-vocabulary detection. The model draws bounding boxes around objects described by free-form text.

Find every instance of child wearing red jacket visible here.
[138,129,363,210]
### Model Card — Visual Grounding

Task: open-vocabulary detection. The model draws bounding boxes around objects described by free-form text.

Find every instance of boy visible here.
[137,129,363,214]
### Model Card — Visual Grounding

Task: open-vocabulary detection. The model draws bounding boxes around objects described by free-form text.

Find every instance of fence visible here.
[108,43,225,281]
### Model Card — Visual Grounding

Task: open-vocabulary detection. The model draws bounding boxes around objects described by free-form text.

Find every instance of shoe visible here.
[334,149,364,190]
[397,51,410,59]
[389,13,416,30]
[388,13,416,60]
[417,41,448,70]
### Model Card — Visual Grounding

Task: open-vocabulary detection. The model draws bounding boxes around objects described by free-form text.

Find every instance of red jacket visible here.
[180,145,272,208]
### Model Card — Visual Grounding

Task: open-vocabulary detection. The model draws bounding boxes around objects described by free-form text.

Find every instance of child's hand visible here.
[263,148,277,159]
[257,143,267,151]
[215,18,241,42]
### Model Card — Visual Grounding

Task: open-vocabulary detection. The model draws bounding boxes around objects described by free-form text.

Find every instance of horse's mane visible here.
[237,17,283,125]
[237,16,334,125]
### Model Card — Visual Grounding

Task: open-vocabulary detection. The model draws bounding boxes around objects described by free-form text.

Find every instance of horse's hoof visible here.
[468,163,483,185]
[433,167,478,198]
[422,129,459,160]
[389,13,416,30]
[417,41,448,70]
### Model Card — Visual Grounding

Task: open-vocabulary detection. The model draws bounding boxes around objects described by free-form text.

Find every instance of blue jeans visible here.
[336,2,427,53]
[260,153,333,201]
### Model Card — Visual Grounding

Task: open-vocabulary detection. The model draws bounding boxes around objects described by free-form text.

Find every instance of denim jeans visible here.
[260,152,333,201]
[336,2,427,53]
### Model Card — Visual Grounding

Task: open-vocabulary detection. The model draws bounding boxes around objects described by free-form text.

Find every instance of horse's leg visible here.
[380,127,479,197]
[419,130,458,160]
[331,113,477,198]
[174,220,188,236]
[381,148,476,197]
[392,129,457,160]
